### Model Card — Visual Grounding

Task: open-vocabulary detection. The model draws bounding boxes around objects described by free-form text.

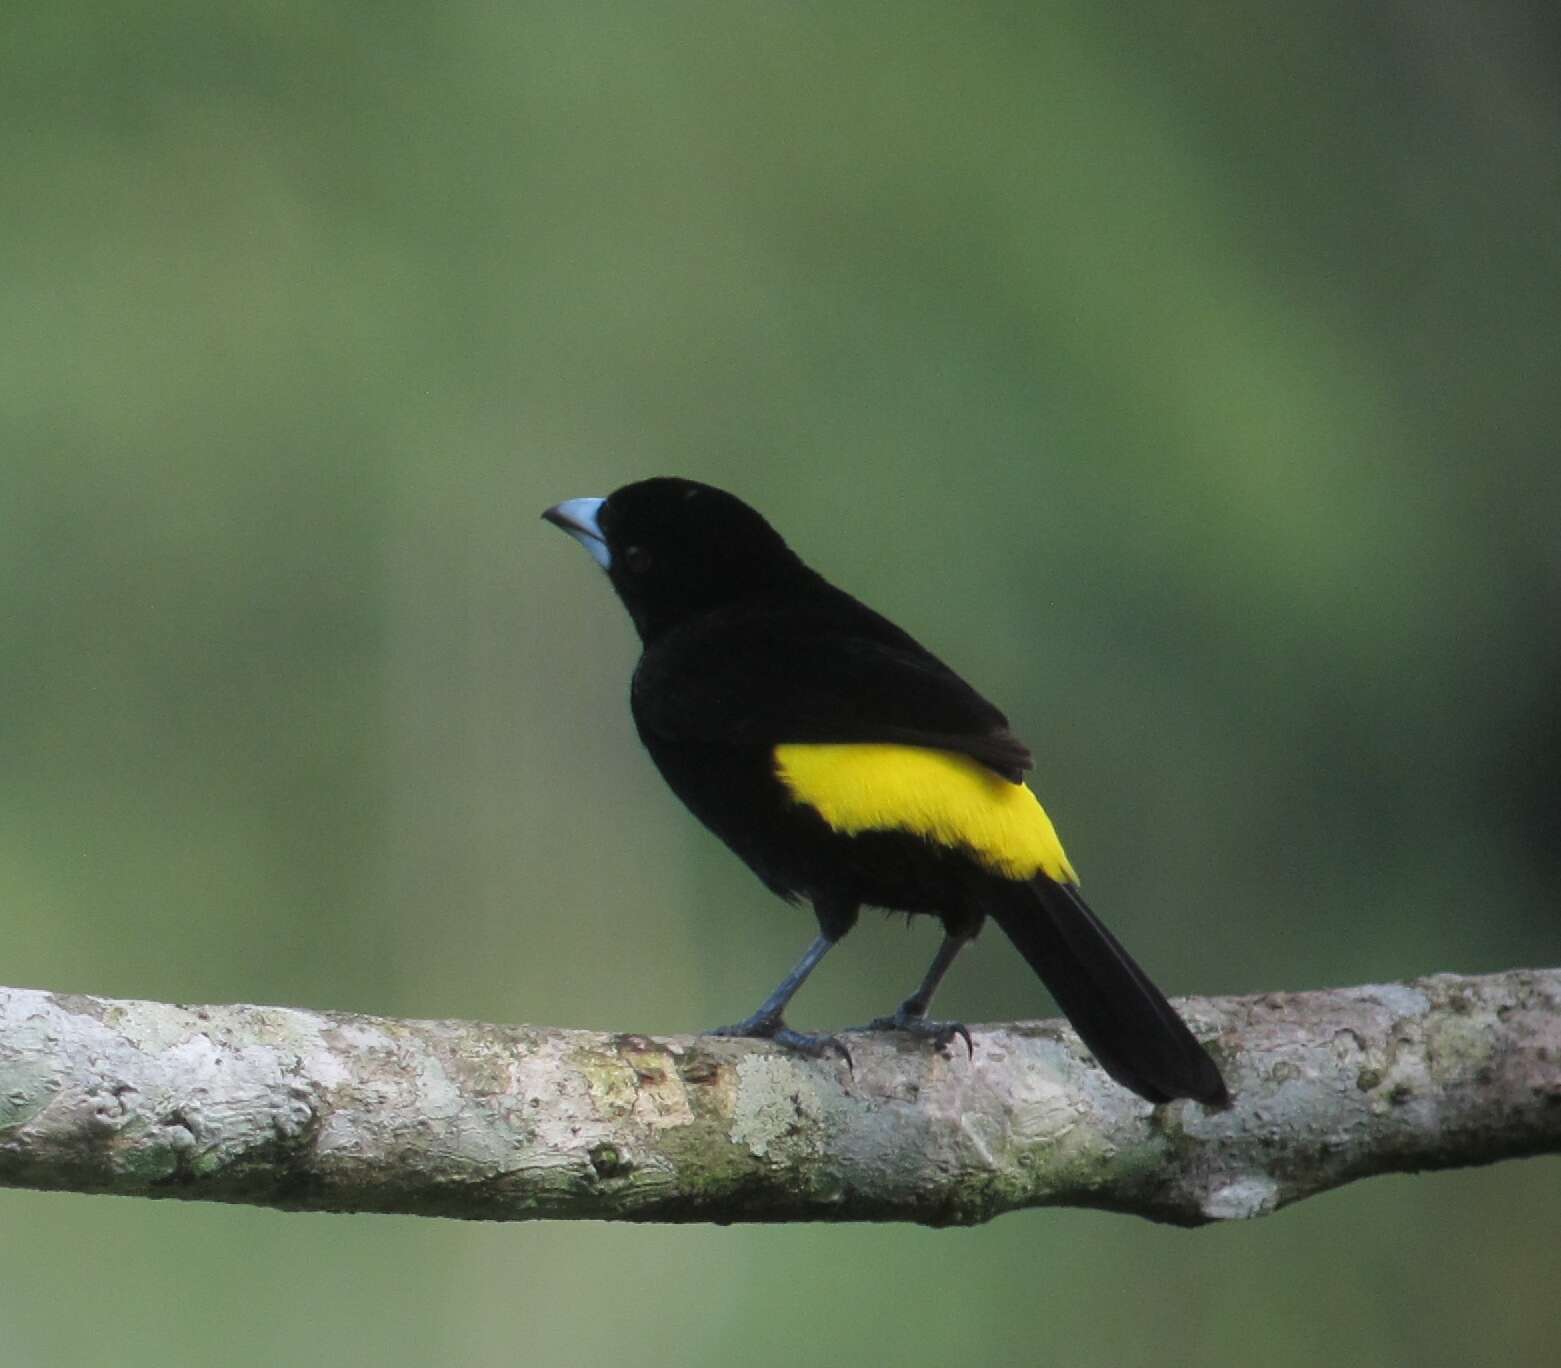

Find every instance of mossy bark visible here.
[2,969,1557,1227]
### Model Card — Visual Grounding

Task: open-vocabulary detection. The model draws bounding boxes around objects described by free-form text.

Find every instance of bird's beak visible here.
[542,496,611,569]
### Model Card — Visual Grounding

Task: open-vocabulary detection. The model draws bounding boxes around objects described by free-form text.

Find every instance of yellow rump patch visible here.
[772,742,1076,884]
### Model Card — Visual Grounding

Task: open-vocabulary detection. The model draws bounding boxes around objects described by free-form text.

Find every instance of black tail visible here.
[987,878,1228,1105]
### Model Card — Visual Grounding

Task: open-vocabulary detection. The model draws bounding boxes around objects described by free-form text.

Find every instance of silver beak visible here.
[542,496,611,569]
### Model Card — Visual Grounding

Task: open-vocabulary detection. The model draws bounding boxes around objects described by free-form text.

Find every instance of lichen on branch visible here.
[1,969,1557,1226]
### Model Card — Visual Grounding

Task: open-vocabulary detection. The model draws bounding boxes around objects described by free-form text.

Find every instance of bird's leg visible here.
[706,933,853,1067]
[863,932,975,1057]
[708,933,829,1030]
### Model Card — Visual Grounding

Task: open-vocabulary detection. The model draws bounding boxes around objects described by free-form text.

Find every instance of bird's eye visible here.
[624,545,653,574]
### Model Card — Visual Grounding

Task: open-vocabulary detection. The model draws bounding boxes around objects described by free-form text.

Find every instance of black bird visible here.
[543,478,1227,1105]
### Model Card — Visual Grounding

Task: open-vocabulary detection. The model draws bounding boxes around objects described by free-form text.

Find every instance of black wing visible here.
[630,593,1033,781]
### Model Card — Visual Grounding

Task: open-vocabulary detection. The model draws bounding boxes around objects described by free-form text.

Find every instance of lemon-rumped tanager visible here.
[544,477,1227,1105]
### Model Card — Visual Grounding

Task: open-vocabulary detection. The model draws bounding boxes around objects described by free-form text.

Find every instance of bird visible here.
[543,477,1228,1105]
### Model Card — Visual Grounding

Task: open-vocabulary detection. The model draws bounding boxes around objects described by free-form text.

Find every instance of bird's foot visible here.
[705,1014,853,1070]
[861,1006,974,1059]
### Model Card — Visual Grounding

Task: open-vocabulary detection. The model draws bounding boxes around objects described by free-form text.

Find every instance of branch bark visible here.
[2,969,1557,1227]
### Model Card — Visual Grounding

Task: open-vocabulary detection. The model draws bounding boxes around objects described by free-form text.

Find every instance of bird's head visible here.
[543,477,806,641]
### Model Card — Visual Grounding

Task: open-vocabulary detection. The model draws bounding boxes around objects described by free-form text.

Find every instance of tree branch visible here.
[2,969,1556,1226]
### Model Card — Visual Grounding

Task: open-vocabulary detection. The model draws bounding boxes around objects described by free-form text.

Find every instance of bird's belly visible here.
[638,733,1074,914]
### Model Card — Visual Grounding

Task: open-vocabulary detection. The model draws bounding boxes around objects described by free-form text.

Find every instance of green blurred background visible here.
[4,3,1559,1364]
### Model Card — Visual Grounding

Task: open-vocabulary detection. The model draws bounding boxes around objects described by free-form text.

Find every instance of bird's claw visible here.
[705,1016,854,1072]
[773,1026,854,1070]
[863,1010,974,1059]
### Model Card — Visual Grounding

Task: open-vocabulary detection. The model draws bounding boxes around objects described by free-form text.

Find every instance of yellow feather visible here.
[772,742,1077,884]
